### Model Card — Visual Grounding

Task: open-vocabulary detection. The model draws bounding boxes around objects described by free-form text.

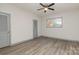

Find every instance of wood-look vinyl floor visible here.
[0,37,79,55]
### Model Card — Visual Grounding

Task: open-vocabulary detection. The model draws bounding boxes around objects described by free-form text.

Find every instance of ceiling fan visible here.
[37,3,55,13]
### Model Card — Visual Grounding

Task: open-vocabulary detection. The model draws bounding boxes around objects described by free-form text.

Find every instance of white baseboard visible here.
[41,35,79,42]
[10,36,42,46]
[10,38,33,46]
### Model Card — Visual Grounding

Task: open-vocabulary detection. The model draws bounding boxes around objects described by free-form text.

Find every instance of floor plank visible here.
[0,37,79,55]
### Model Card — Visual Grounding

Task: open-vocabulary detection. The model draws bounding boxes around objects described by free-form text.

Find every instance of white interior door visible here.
[33,20,38,38]
[0,12,10,48]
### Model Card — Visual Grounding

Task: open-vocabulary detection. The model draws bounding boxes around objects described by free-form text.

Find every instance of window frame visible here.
[46,17,63,28]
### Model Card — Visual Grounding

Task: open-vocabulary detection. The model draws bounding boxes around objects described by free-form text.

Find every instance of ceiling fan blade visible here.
[48,8,54,11]
[37,8,44,10]
[40,3,45,7]
[48,3,55,7]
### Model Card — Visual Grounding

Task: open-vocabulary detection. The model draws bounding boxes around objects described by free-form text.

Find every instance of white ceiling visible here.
[13,3,79,17]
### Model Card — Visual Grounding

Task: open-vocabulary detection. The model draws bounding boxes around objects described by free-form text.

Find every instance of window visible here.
[47,17,62,28]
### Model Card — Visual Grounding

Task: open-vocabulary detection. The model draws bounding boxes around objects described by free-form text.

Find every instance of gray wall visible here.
[0,4,42,45]
[42,9,79,41]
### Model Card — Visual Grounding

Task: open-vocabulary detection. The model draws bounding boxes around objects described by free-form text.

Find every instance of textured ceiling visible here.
[10,3,79,17]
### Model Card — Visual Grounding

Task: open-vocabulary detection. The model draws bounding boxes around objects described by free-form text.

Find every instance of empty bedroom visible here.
[0,3,79,55]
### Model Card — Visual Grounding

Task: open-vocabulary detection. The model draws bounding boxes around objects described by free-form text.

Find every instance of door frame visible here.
[0,11,11,46]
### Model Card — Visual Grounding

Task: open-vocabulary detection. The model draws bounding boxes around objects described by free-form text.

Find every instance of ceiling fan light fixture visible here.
[44,8,48,11]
